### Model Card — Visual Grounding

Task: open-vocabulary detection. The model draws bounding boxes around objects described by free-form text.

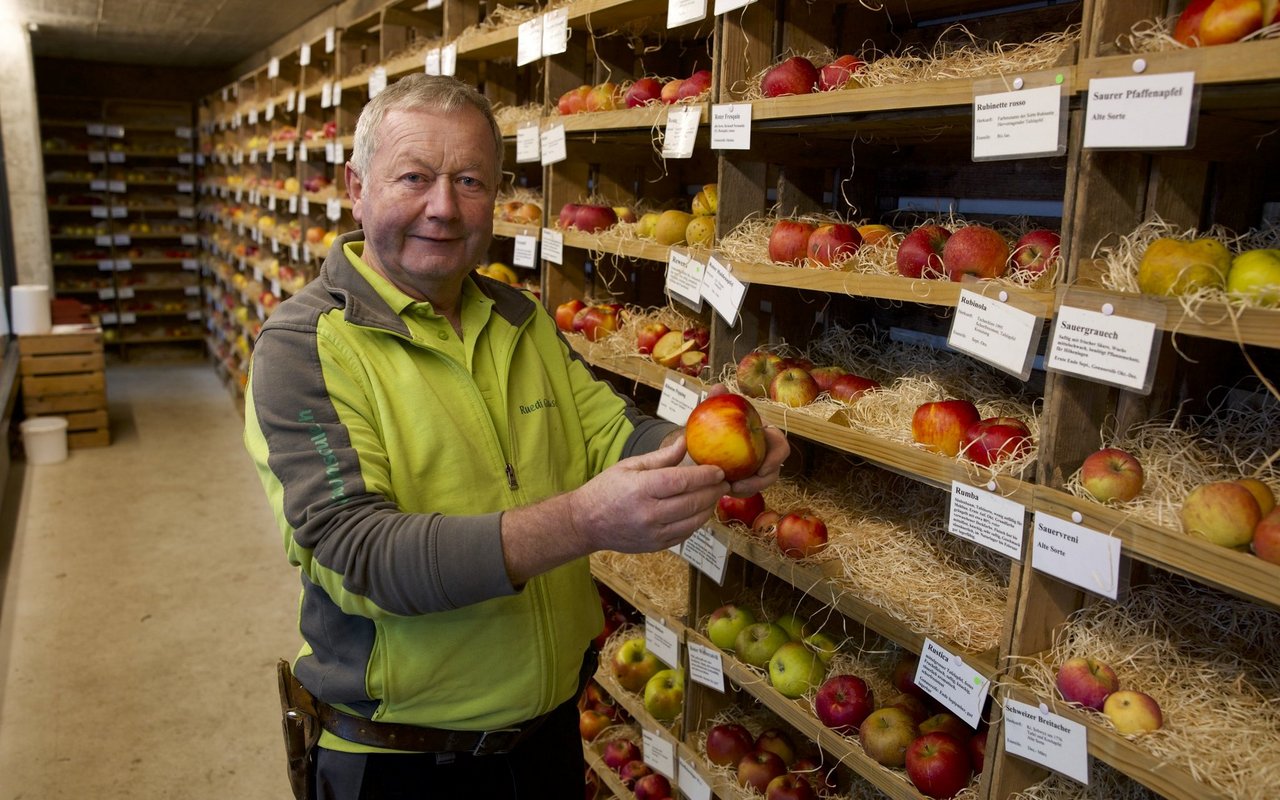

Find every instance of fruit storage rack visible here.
[194,1,1280,798]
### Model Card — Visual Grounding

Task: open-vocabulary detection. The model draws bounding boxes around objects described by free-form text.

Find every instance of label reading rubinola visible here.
[687,641,725,693]
[1003,699,1089,785]
[914,638,990,728]
[947,481,1025,560]
[644,615,680,670]
[1031,512,1121,599]
[947,289,1041,380]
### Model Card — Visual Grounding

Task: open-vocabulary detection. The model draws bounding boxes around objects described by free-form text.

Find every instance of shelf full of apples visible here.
[41,97,204,348]
[193,1,1280,798]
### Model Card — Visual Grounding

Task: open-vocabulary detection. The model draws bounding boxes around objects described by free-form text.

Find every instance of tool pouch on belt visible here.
[277,659,321,800]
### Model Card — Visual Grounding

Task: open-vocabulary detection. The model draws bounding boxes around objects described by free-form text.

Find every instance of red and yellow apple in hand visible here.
[912,399,982,458]
[685,393,768,481]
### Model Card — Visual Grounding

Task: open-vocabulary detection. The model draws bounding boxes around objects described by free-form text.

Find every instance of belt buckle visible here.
[471,726,521,756]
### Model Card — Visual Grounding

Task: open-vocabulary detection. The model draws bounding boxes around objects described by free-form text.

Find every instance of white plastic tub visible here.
[20,417,69,465]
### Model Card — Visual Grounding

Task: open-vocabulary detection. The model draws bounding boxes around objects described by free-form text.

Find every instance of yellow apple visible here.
[691,183,718,216]
[685,215,715,247]
[1236,477,1276,516]
[1225,248,1280,306]
[1136,237,1231,296]
[1103,690,1163,734]
[636,211,661,239]
[653,210,694,246]
[1181,480,1262,548]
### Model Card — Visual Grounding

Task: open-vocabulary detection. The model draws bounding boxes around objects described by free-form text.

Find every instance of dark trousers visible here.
[313,693,586,799]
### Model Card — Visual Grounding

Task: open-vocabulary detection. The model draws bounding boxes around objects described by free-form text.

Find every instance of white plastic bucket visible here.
[20,417,69,465]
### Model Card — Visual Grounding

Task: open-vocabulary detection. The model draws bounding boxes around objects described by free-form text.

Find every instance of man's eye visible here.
[458,176,480,187]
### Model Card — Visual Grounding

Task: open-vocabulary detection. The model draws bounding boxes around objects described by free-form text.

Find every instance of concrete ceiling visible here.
[10,0,334,68]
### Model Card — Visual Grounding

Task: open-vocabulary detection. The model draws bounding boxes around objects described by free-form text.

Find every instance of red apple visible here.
[920,713,972,742]
[1253,508,1280,564]
[1182,480,1263,548]
[618,759,653,788]
[738,749,789,793]
[660,78,684,103]
[896,224,952,278]
[889,693,931,726]
[1174,0,1216,44]
[635,321,670,355]
[717,492,766,526]
[819,54,864,91]
[601,738,641,770]
[766,773,817,800]
[555,299,585,332]
[754,728,797,766]
[558,85,593,115]
[633,772,672,800]
[942,225,1010,281]
[761,56,819,98]
[678,69,713,100]
[769,366,820,407]
[1012,229,1061,275]
[912,399,982,458]
[775,509,829,559]
[789,756,838,796]
[1080,447,1145,503]
[961,416,1033,467]
[807,223,862,267]
[769,220,817,265]
[625,77,664,108]
[892,656,928,699]
[1199,0,1264,45]
[753,509,782,534]
[905,732,973,799]
[814,673,874,734]
[578,305,621,342]
[705,722,755,767]
[558,203,582,229]
[736,350,785,398]
[807,366,847,392]
[579,709,612,740]
[968,730,987,774]
[573,204,619,233]
[685,393,768,481]
[859,707,919,767]
[681,324,710,351]
[828,373,880,403]
[1056,656,1119,711]
[677,350,708,376]
[593,607,629,651]
[585,82,620,112]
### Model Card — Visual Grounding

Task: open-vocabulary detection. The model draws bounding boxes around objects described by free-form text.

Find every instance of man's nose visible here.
[424,178,460,219]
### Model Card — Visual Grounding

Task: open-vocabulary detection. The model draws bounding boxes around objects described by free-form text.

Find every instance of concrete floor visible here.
[0,357,300,799]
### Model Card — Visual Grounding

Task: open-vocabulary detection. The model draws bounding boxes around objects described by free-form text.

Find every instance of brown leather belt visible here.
[281,650,596,756]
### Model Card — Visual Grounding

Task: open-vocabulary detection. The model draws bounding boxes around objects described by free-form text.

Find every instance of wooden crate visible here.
[17,327,109,448]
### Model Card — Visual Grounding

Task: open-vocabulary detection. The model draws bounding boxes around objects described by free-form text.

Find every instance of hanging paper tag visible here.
[680,527,728,584]
[657,377,701,425]
[298,90,307,115]
[668,0,708,27]
[1031,512,1122,599]
[541,8,569,55]
[286,90,296,112]
[714,0,753,14]
[687,641,725,692]
[324,27,335,53]
[642,729,676,778]
[368,66,388,98]
[662,106,700,159]
[512,234,537,267]
[425,48,441,75]
[321,82,332,108]
[517,17,543,66]
[665,248,703,311]
[947,482,1025,560]
[300,43,310,66]
[1044,298,1161,394]
[702,254,746,325]
[539,124,567,165]
[326,197,342,222]
[644,616,680,670]
[333,81,342,105]
[442,43,457,76]
[1083,72,1196,150]
[915,639,990,728]
[677,757,712,800]
[541,228,563,264]
[268,57,280,79]
[947,289,1042,380]
[972,82,1065,160]
[1003,699,1089,785]
[711,103,752,150]
[516,122,541,163]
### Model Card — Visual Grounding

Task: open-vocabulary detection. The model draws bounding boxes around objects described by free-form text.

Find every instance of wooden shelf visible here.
[590,555,690,633]
[1080,39,1280,89]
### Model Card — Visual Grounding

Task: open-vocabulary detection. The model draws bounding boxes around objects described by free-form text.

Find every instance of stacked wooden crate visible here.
[18,326,109,448]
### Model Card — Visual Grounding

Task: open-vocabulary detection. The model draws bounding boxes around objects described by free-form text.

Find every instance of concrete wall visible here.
[0,22,52,290]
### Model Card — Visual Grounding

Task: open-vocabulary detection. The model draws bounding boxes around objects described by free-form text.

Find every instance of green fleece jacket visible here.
[244,232,674,752]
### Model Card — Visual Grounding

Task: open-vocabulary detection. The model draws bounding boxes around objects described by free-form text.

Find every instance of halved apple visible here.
[652,330,695,367]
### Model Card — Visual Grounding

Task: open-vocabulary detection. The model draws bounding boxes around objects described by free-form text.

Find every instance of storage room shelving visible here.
[40,97,203,353]
[194,1,1280,798]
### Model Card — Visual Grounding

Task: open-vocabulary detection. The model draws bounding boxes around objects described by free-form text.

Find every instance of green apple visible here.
[768,641,827,699]
[706,603,756,651]
[734,622,792,669]
[612,637,662,693]
[1226,248,1280,306]
[773,612,809,641]
[643,668,684,721]
[802,631,840,665]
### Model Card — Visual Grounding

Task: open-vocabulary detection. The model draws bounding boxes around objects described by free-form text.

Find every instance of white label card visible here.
[442,43,457,76]
[516,122,541,163]
[324,27,335,53]
[973,84,1064,160]
[657,377,701,425]
[268,57,279,79]
[677,757,712,800]
[1003,699,1089,785]
[1045,305,1156,393]
[665,248,703,311]
[915,638,990,728]
[333,81,342,105]
[711,103,752,150]
[947,482,1025,560]
[425,49,441,76]
[121,312,139,325]
[117,287,135,300]
[517,17,542,66]
[513,234,537,268]
[642,729,676,779]
[300,43,310,66]
[541,8,569,56]
[702,254,747,325]
[680,527,728,584]
[686,641,725,692]
[662,106,700,159]
[948,289,1041,379]
[714,0,754,13]
[644,616,680,670]
[1031,512,1122,599]
[539,124,567,165]
[321,82,332,108]
[369,66,388,98]
[326,198,342,222]
[427,0,442,8]
[668,0,708,27]
[541,228,563,264]
[1083,72,1196,150]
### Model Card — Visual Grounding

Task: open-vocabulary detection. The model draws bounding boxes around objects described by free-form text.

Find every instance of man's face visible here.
[348,105,498,301]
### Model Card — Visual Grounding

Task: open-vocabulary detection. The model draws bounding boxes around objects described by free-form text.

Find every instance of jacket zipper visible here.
[505,462,518,489]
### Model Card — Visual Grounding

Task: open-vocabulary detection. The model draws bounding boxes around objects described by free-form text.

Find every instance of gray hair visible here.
[349,74,504,180]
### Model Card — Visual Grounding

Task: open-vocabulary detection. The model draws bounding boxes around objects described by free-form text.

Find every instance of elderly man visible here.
[245,74,787,799]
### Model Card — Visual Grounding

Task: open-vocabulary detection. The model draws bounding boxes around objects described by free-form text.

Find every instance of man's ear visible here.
[345,162,363,222]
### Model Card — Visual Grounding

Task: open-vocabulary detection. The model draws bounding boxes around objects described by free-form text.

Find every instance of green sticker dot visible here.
[1055,73,1065,84]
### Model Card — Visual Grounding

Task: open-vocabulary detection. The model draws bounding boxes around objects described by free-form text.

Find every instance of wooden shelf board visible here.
[590,556,689,633]
[492,221,542,239]
[1080,40,1280,88]
[560,230,679,264]
[558,103,706,133]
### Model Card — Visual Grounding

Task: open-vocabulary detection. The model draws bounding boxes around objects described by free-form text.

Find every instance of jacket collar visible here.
[317,230,537,334]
